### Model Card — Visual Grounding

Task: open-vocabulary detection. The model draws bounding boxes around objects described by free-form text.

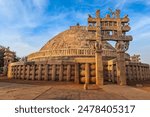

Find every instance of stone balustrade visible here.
[8,62,96,84]
[27,48,117,61]
[9,63,77,82]
[70,26,87,30]
[107,60,150,83]
[8,60,150,84]
[126,62,150,81]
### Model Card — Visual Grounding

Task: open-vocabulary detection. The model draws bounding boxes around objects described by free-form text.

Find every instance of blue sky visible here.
[0,0,150,64]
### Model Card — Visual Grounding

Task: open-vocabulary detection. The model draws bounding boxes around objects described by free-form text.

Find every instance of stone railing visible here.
[70,26,87,30]
[27,48,117,61]
[8,62,96,84]
[106,60,150,83]
[87,26,96,31]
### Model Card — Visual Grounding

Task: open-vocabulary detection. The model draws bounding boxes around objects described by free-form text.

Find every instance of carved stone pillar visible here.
[90,40,104,85]
[12,67,14,78]
[146,67,148,80]
[128,65,131,81]
[44,64,48,81]
[18,65,21,79]
[75,63,79,83]
[95,50,104,85]
[115,41,129,85]
[27,65,30,80]
[67,65,71,81]
[132,65,135,81]
[116,52,126,85]
[85,63,90,84]
[32,65,35,80]
[38,64,41,80]
[59,64,63,81]
[136,65,139,80]
[22,65,25,80]
[139,66,142,80]
[52,64,56,81]
[143,67,146,80]
[15,66,18,79]
[7,64,13,79]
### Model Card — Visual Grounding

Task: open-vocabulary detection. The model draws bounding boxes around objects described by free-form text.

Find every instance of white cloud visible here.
[131,17,150,32]
[32,0,48,9]
[0,0,69,57]
[115,0,127,9]
[129,16,150,43]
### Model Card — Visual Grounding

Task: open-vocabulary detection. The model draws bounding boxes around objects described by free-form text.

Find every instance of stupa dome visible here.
[40,26,115,51]
[27,26,122,61]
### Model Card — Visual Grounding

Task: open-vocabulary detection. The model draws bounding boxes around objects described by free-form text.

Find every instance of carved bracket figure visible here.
[88,41,95,50]
[94,41,102,51]
[115,41,129,52]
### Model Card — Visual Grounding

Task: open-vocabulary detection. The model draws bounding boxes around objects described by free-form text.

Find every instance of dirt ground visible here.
[128,80,150,92]
[0,77,150,100]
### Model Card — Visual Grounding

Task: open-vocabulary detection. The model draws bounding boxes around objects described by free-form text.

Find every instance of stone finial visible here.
[105,14,110,18]
[116,9,120,18]
[88,14,92,18]
[108,8,121,18]
[108,8,115,18]
[76,23,80,26]
[96,10,100,18]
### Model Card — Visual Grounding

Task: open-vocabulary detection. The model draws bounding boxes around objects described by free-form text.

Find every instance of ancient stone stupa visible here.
[8,9,150,85]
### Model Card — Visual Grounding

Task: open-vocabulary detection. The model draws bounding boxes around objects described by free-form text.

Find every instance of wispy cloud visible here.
[115,0,127,9]
[0,0,68,57]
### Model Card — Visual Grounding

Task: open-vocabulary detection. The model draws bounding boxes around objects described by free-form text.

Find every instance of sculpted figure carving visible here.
[89,41,95,49]
[115,41,129,52]
[124,41,129,51]
[94,41,102,50]
[81,40,89,48]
